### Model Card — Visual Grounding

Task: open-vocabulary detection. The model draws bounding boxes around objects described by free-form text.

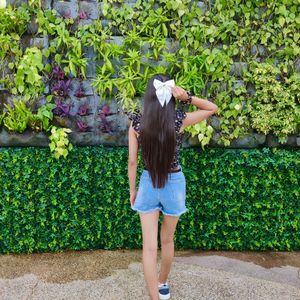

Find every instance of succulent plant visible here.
[79,10,87,20]
[76,120,89,132]
[51,66,65,80]
[78,103,90,116]
[53,98,76,117]
[75,86,85,98]
[52,79,71,98]
[98,105,113,133]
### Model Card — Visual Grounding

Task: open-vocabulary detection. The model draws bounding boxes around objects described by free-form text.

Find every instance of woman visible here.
[127,74,218,300]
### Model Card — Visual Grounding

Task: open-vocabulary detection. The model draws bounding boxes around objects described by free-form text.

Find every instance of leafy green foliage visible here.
[2,99,55,133]
[93,0,300,147]
[28,102,55,132]
[0,4,30,35]
[3,98,32,132]
[0,146,299,253]
[0,4,30,88]
[244,61,300,142]
[49,126,73,159]
[37,10,87,78]
[11,47,45,101]
[185,112,214,150]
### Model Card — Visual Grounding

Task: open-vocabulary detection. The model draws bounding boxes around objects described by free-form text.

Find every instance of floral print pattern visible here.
[126,109,187,169]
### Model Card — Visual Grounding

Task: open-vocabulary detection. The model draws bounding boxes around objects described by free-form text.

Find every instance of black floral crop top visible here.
[126,108,187,169]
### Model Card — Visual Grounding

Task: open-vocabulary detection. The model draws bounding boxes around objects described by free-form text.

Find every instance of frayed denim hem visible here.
[161,208,188,217]
[131,206,162,214]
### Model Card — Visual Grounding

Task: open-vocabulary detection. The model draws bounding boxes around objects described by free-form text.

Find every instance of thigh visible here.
[140,210,160,250]
[160,215,180,243]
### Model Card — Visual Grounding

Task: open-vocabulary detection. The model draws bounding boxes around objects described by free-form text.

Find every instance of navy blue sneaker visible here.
[158,282,170,300]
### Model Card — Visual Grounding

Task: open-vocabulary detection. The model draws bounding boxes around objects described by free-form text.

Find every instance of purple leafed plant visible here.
[100,104,110,115]
[79,10,87,20]
[77,120,89,132]
[78,103,90,116]
[98,104,113,133]
[52,79,71,97]
[51,66,65,80]
[53,99,77,117]
[75,86,85,98]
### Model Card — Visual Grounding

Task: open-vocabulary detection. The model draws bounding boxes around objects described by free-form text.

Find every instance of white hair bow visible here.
[153,79,175,107]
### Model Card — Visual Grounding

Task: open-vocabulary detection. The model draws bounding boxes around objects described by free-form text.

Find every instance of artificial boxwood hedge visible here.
[0,145,299,254]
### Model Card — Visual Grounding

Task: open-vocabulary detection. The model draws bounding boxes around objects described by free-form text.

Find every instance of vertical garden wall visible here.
[0,0,299,155]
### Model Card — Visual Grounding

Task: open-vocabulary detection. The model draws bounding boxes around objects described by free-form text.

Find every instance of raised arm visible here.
[172,86,218,128]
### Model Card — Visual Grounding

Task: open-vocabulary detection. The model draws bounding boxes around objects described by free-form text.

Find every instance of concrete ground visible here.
[0,249,300,300]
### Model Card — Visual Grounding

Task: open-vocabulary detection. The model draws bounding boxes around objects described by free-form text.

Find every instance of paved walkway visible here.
[0,250,300,299]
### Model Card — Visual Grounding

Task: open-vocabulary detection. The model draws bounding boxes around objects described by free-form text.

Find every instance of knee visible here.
[143,242,157,253]
[160,235,174,246]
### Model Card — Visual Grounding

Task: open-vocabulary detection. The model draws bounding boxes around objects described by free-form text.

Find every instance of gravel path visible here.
[1,255,300,300]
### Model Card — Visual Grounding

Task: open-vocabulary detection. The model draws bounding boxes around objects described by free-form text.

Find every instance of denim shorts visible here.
[131,165,188,217]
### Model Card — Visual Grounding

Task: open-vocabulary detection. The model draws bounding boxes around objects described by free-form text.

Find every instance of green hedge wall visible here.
[0,146,299,253]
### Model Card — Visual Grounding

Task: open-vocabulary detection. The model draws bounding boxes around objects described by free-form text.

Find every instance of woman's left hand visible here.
[130,190,137,206]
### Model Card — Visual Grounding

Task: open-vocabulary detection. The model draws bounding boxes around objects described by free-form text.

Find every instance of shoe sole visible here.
[159,293,170,300]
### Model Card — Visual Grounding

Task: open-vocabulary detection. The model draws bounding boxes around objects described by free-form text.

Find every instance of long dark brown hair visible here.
[140,74,176,188]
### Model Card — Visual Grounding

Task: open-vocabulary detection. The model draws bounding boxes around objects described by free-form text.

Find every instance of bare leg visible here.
[139,209,160,300]
[158,215,180,284]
